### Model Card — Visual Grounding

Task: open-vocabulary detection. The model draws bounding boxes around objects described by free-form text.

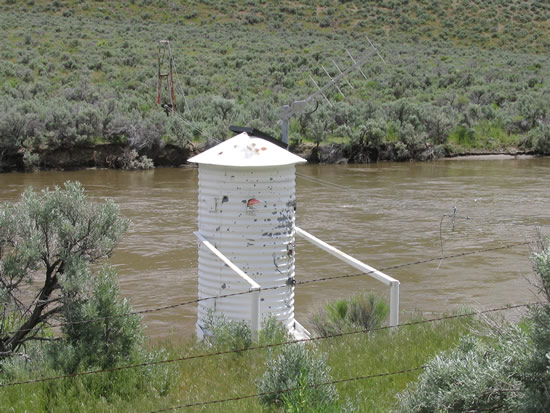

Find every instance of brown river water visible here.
[1,158,549,342]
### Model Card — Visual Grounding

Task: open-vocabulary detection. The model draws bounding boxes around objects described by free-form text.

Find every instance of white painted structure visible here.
[294,227,400,327]
[189,131,400,339]
[189,132,307,339]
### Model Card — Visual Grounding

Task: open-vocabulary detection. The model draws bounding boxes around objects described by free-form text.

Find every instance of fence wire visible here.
[149,366,426,412]
[3,239,533,337]
[0,301,537,388]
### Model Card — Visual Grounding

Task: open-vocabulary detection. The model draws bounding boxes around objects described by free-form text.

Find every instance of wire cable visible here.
[296,172,350,191]
[3,239,533,337]
[297,240,533,286]
[0,302,537,388]
[149,366,425,412]
[167,42,193,121]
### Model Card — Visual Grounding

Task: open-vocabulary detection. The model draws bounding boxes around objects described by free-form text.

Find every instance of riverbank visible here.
[2,0,548,175]
[291,142,540,164]
[0,141,542,173]
[0,143,194,173]
[445,153,537,160]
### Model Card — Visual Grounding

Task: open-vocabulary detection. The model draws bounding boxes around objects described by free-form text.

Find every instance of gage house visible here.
[189,132,309,339]
[189,131,399,340]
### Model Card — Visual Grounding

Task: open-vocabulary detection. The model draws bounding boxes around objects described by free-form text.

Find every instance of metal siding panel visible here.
[196,163,297,335]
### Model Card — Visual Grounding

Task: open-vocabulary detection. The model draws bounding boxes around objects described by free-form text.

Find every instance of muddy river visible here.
[1,157,548,341]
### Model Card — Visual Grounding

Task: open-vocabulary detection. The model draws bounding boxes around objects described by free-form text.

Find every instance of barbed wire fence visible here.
[0,234,543,411]
[149,366,427,412]
[0,302,538,389]
[2,239,533,337]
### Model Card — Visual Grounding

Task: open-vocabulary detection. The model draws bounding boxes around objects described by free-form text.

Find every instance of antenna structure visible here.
[280,38,386,146]
[157,40,176,115]
[322,64,345,98]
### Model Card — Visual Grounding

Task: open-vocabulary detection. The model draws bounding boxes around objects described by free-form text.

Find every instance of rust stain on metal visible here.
[246,198,261,207]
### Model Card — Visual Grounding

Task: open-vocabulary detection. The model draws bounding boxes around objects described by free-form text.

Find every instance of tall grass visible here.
[0,313,477,412]
[310,293,389,337]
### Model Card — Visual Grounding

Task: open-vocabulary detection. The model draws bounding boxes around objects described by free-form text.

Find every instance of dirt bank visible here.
[0,144,195,172]
[0,142,539,173]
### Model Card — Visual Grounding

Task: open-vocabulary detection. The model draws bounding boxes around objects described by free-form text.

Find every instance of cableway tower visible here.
[157,40,176,115]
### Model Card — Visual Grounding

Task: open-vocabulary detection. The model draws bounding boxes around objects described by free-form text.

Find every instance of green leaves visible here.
[398,331,530,412]
[58,265,143,372]
[257,343,338,409]
[0,181,129,356]
[310,293,389,337]
[16,181,128,265]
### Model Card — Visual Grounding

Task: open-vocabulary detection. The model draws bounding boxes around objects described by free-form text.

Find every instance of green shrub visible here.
[397,330,530,412]
[52,265,144,372]
[22,149,39,170]
[450,125,475,147]
[0,181,129,357]
[398,235,550,413]
[310,293,389,337]
[529,125,550,154]
[257,343,338,409]
[518,236,550,411]
[119,149,155,170]
[258,315,291,345]
[0,182,174,405]
[202,311,253,351]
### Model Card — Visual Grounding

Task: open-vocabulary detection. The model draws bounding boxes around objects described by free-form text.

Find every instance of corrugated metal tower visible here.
[188,132,308,339]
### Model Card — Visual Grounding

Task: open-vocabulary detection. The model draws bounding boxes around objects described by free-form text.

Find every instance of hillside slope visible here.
[0,0,548,169]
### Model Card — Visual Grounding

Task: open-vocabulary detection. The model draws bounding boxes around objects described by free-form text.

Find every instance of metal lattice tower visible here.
[157,40,176,115]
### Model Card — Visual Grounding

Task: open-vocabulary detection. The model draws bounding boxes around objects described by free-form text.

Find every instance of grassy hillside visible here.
[0,0,549,168]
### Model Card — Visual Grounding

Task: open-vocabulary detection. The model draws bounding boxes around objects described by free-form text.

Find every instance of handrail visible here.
[295,226,400,327]
[194,231,260,289]
[194,231,261,335]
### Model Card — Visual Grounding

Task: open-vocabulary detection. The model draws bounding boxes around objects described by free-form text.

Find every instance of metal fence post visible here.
[389,280,400,327]
[250,288,261,340]
[295,227,400,329]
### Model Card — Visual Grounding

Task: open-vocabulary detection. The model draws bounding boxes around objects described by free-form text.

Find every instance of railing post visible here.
[389,280,400,327]
[194,231,262,339]
[250,288,261,340]
[295,226,400,330]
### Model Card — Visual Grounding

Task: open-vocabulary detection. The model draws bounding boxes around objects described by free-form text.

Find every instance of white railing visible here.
[195,227,400,335]
[194,231,261,338]
[295,227,400,327]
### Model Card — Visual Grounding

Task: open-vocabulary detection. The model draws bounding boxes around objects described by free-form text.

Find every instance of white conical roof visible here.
[188,132,306,167]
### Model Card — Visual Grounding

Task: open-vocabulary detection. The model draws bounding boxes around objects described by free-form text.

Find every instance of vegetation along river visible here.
[1,158,548,341]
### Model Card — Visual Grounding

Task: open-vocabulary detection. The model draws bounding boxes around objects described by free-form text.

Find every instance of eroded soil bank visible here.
[0,142,538,173]
[0,144,194,172]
